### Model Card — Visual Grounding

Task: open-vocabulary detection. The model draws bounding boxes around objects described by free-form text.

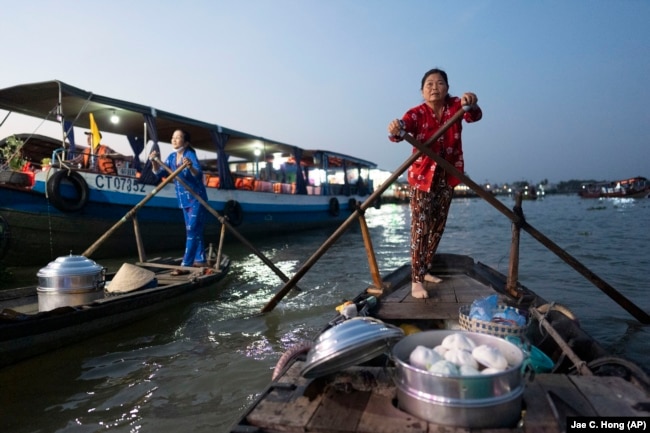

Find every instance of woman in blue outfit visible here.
[150,129,208,275]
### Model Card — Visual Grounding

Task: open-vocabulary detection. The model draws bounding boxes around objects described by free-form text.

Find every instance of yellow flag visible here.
[89,113,101,149]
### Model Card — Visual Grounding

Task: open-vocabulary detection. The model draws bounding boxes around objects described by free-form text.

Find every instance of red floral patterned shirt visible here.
[390,96,482,191]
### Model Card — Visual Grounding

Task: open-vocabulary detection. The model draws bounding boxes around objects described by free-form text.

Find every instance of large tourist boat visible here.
[0,81,378,266]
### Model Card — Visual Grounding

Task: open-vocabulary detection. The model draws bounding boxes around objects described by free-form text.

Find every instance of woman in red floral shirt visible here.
[388,68,482,298]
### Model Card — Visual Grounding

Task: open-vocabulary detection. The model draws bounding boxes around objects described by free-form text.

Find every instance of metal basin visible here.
[36,254,105,311]
[391,330,524,428]
[301,317,404,378]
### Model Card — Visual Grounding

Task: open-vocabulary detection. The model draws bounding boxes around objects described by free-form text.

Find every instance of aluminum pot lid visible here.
[37,254,103,277]
[301,317,404,378]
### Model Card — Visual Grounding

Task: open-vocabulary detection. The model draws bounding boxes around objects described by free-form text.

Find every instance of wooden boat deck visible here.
[239,362,647,433]
[229,255,650,433]
[376,273,495,321]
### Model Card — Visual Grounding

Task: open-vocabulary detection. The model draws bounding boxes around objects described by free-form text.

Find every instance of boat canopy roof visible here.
[0,80,376,169]
[310,150,376,169]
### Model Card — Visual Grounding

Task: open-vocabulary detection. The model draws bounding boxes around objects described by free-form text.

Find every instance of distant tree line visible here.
[487,179,602,195]
[551,179,600,194]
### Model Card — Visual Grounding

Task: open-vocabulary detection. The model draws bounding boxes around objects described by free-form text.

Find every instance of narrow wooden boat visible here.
[0,254,230,368]
[228,254,649,432]
[234,104,649,432]
[0,80,380,267]
[227,139,650,432]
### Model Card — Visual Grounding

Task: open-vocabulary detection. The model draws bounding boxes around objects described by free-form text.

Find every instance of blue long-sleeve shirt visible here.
[155,147,208,208]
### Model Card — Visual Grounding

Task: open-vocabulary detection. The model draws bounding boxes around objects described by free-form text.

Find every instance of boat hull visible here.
[579,176,650,199]
[228,254,650,433]
[0,258,230,368]
[1,169,368,266]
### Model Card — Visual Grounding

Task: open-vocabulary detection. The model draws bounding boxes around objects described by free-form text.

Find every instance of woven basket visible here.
[458,304,528,338]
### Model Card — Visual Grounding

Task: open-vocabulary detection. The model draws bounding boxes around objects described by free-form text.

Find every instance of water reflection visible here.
[1,197,649,432]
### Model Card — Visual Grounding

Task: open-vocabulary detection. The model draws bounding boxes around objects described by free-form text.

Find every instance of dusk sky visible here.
[2,1,648,185]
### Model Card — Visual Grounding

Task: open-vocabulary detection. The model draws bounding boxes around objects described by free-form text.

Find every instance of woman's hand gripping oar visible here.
[151,156,301,290]
[83,160,191,257]
[400,111,650,324]
[259,108,469,313]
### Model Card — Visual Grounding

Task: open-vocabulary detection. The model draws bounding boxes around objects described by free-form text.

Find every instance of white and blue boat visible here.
[0,81,378,266]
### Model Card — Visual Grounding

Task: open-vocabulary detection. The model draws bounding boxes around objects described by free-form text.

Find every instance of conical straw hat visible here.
[106,263,156,294]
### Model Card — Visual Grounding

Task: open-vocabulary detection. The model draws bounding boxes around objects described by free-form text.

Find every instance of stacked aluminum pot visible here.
[36,254,105,312]
[391,329,525,428]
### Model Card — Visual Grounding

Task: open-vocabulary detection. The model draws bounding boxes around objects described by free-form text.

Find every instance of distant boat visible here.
[518,183,537,200]
[453,183,478,198]
[0,80,378,267]
[579,181,610,198]
[454,183,498,198]
[579,176,649,199]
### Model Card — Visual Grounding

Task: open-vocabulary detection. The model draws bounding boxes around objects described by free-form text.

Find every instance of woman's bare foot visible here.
[411,281,429,299]
[424,274,442,284]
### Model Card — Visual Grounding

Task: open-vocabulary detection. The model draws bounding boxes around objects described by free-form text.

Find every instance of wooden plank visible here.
[381,284,411,303]
[245,363,325,432]
[358,391,428,433]
[445,275,495,302]
[382,275,494,306]
[521,374,597,433]
[568,375,649,416]
[425,285,458,303]
[376,302,462,320]
[308,386,370,432]
[522,378,563,432]
[376,273,512,321]
[308,367,430,433]
[537,374,598,417]
[521,374,649,432]
[245,384,323,432]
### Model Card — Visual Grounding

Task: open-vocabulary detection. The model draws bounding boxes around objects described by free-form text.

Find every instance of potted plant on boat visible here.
[41,157,52,171]
[0,135,31,186]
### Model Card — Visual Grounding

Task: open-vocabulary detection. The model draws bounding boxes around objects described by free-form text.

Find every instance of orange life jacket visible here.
[82,145,117,175]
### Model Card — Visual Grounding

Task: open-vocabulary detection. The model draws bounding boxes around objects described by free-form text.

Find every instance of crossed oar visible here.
[400,119,650,325]
[83,161,191,258]
[83,158,300,290]
[261,108,650,324]
[150,157,300,288]
[81,121,648,323]
[260,108,468,313]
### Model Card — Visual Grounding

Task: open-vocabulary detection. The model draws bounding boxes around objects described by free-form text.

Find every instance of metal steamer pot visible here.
[390,330,525,428]
[37,254,106,312]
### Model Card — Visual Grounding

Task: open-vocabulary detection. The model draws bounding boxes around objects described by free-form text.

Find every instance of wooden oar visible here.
[260,108,468,313]
[83,161,190,257]
[152,157,301,289]
[401,128,650,324]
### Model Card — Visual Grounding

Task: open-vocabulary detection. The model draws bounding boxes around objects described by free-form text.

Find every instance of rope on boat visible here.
[533,303,650,392]
[536,302,578,323]
[272,341,313,381]
[531,305,593,376]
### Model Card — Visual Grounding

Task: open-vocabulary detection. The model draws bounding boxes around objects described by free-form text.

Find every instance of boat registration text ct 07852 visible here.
[94,175,147,193]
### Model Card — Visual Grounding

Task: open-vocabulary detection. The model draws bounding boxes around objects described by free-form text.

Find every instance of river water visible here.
[1,194,648,432]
